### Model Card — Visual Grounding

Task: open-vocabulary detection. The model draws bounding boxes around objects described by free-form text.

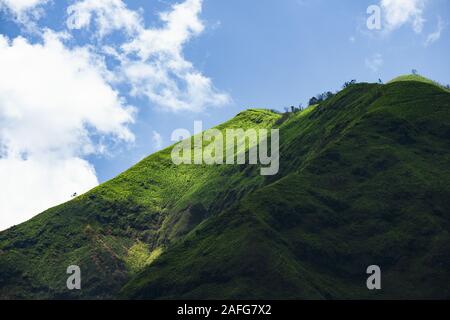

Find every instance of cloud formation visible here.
[67,0,231,112]
[0,31,134,230]
[66,0,142,37]
[365,53,383,72]
[381,0,426,33]
[0,0,49,25]
[425,17,445,46]
[0,0,47,14]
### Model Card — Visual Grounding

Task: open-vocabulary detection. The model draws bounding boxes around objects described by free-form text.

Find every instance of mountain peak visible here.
[388,74,445,88]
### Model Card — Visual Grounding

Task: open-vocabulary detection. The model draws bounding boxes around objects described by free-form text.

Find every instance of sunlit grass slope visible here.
[0,109,280,299]
[389,74,450,92]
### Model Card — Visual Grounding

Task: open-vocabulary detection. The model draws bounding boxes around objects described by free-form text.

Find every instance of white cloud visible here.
[68,0,231,112]
[0,0,47,13]
[425,17,445,46]
[381,0,426,33]
[66,0,142,38]
[365,53,383,72]
[0,31,134,230]
[0,0,49,26]
[152,131,163,151]
[120,0,204,58]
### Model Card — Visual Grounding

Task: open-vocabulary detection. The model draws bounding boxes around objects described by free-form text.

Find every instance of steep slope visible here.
[122,79,450,299]
[0,109,281,299]
[1,77,450,299]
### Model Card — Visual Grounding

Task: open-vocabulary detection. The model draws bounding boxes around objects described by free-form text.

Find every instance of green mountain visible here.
[1,76,450,299]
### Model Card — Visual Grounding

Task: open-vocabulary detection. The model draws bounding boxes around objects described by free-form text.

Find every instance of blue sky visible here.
[0,0,449,229]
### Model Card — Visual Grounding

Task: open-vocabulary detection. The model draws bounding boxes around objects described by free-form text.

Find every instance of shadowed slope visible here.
[122,80,450,299]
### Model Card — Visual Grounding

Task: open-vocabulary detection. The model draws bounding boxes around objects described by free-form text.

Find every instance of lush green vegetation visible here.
[1,76,450,299]
[0,109,280,299]
[389,74,450,92]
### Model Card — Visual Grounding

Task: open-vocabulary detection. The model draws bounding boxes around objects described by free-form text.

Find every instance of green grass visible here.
[1,77,450,299]
[122,79,450,299]
[125,242,162,274]
[389,74,450,92]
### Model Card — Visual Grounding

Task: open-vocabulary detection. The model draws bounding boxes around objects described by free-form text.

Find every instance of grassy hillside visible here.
[1,77,450,299]
[0,109,280,299]
[389,74,450,92]
[122,80,450,299]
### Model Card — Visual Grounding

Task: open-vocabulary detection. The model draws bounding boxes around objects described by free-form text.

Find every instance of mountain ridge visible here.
[1,76,450,299]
